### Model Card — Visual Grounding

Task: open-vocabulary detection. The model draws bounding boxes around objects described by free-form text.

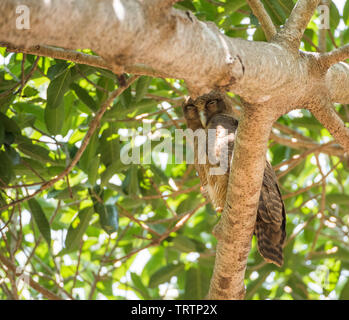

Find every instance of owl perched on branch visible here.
[182,91,286,267]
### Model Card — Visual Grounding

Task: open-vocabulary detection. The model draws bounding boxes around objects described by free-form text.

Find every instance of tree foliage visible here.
[0,0,349,300]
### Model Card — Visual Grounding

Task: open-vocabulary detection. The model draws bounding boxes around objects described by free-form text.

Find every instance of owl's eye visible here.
[185,105,196,112]
[206,100,218,110]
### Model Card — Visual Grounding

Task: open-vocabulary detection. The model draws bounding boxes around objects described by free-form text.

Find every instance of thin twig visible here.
[0,76,139,212]
[108,200,208,264]
[246,0,277,41]
[0,253,63,300]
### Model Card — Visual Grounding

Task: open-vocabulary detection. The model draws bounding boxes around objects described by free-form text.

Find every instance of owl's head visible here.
[195,91,232,128]
[182,97,203,130]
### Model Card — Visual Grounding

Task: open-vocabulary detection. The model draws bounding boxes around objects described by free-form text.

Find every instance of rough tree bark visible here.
[0,0,349,299]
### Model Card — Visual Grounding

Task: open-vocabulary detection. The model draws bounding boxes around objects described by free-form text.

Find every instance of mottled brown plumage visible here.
[182,91,286,267]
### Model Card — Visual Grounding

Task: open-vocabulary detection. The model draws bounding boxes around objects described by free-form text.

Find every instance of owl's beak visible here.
[199,111,207,128]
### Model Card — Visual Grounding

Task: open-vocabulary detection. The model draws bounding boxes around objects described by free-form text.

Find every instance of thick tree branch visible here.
[208,105,275,300]
[246,0,276,41]
[275,0,321,50]
[326,62,349,104]
[0,0,348,103]
[318,0,330,53]
[320,45,349,69]
[310,101,349,154]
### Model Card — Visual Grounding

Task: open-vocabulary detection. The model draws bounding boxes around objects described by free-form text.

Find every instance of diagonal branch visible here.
[275,0,321,50]
[0,253,63,300]
[246,0,276,41]
[309,101,349,154]
[0,75,139,212]
[320,45,349,69]
[2,43,170,78]
[1,43,110,71]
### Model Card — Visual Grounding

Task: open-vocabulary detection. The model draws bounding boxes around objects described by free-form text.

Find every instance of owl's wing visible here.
[255,161,286,267]
[194,133,210,196]
[203,114,237,210]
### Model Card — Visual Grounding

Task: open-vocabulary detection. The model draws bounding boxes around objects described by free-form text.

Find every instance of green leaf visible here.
[175,0,196,11]
[79,132,99,172]
[61,91,76,137]
[70,83,98,112]
[47,62,69,81]
[5,146,21,165]
[99,127,120,166]
[329,2,340,32]
[79,132,99,173]
[87,155,100,186]
[149,263,184,288]
[101,159,129,187]
[0,94,15,113]
[64,206,94,252]
[122,165,140,196]
[22,86,39,97]
[96,77,115,103]
[13,113,36,130]
[135,76,151,102]
[17,139,54,164]
[45,98,65,135]
[340,279,349,300]
[176,195,201,214]
[130,272,152,299]
[0,151,13,184]
[12,102,45,129]
[0,120,4,145]
[94,203,119,235]
[344,1,349,25]
[183,266,210,299]
[0,113,21,135]
[47,185,85,200]
[28,199,51,246]
[172,235,197,253]
[120,86,132,108]
[222,0,246,15]
[46,68,71,110]
[327,194,349,206]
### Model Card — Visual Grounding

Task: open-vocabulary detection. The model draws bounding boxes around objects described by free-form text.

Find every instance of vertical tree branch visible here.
[246,0,276,41]
[318,0,330,53]
[208,105,275,300]
[275,0,321,50]
[0,253,63,300]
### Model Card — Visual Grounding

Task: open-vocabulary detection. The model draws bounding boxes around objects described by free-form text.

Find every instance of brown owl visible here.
[182,91,286,267]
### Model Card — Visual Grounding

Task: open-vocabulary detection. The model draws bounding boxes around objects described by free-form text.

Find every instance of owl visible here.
[182,91,286,267]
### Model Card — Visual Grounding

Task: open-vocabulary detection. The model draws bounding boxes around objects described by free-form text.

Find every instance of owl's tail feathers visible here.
[255,220,285,267]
